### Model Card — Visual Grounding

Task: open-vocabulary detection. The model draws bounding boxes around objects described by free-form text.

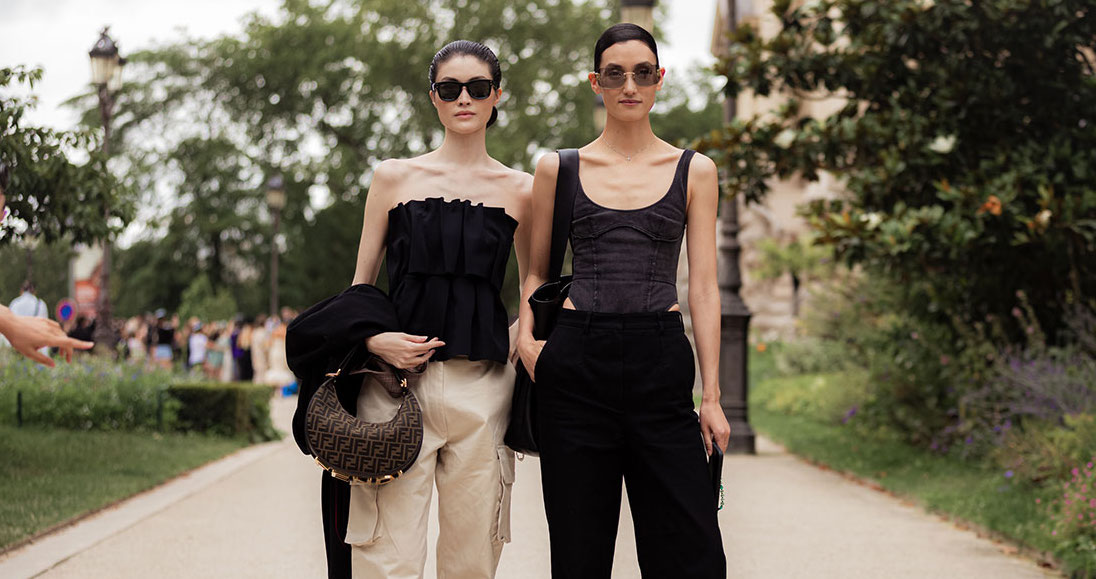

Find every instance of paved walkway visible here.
[0,396,1057,578]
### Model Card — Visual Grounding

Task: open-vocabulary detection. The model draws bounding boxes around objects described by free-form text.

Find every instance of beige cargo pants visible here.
[347,358,516,579]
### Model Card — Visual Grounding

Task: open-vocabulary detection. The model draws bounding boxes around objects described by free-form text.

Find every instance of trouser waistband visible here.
[555,309,684,333]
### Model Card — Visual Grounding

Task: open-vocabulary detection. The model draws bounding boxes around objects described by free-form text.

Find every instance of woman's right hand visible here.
[364,332,445,369]
[517,335,546,382]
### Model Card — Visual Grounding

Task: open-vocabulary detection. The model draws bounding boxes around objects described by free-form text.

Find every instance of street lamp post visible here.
[620,0,656,32]
[266,175,286,318]
[716,0,756,454]
[89,27,125,355]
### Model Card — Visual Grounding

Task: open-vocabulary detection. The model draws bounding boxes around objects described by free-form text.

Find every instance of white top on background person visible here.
[8,281,49,355]
[188,323,208,367]
[9,283,47,319]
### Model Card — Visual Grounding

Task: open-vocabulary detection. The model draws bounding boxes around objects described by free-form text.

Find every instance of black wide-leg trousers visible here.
[536,310,726,579]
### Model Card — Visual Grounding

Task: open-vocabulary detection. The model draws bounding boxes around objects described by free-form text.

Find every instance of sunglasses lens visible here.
[466,80,494,99]
[599,70,625,89]
[436,83,461,101]
[634,68,657,86]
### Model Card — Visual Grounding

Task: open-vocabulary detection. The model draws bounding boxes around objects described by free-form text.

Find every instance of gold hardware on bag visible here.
[306,352,424,488]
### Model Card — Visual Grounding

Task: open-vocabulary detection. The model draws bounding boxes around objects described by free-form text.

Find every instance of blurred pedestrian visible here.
[263,317,293,388]
[68,315,96,345]
[8,280,50,357]
[204,324,225,380]
[250,314,269,384]
[152,309,175,370]
[219,320,236,382]
[236,317,255,381]
[187,321,208,372]
[123,316,148,362]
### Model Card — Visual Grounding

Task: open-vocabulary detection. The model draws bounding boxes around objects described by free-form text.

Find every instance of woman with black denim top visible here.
[518,24,729,578]
[341,40,530,578]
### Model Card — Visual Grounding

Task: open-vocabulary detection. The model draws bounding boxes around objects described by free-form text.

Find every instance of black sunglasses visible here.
[431,79,495,102]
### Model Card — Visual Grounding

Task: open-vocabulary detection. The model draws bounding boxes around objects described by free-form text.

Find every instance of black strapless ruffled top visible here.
[386,197,517,363]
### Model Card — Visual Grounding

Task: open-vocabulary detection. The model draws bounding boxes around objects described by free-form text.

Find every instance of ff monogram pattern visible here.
[305,368,424,484]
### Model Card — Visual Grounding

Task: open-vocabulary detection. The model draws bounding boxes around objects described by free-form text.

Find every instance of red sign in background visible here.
[74,280,99,316]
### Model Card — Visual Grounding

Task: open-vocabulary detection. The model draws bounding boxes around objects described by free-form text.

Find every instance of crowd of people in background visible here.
[0,274,300,392]
[102,306,300,390]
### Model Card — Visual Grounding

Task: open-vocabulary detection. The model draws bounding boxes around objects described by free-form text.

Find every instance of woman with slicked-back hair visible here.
[518,23,728,577]
[288,40,532,578]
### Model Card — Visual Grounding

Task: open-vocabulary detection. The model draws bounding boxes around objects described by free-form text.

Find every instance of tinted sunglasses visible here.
[431,79,496,102]
[595,65,661,89]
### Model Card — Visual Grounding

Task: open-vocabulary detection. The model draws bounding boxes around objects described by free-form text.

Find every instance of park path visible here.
[0,395,1057,578]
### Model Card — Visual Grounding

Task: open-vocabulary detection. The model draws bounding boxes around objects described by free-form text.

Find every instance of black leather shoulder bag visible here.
[505,148,580,455]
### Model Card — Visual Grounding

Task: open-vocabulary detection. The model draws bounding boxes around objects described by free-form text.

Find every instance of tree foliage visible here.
[698,0,1096,340]
[69,0,725,316]
[0,67,129,246]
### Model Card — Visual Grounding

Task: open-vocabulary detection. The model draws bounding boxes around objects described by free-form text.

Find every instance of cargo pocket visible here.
[345,483,383,546]
[495,445,516,543]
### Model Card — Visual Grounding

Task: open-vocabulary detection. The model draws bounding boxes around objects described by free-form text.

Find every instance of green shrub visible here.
[751,371,869,426]
[0,351,179,431]
[167,382,278,442]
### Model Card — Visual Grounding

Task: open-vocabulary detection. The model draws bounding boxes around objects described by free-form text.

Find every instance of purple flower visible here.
[1004,470,1014,479]
[841,406,859,424]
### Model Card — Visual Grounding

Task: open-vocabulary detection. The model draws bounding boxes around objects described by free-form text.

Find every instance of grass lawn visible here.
[750,372,1065,570]
[0,425,248,551]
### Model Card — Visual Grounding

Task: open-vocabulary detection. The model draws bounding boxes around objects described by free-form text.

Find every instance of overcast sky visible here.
[1,0,717,131]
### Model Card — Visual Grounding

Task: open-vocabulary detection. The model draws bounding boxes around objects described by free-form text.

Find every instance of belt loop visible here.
[582,312,594,334]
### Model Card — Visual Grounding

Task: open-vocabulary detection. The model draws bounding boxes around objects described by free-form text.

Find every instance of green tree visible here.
[0,241,76,313]
[698,0,1096,342]
[0,67,130,246]
[178,275,239,322]
[76,0,617,313]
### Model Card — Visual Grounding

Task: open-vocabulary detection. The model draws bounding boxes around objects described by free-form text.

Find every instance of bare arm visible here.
[508,173,535,362]
[352,161,397,286]
[516,153,560,380]
[686,153,731,454]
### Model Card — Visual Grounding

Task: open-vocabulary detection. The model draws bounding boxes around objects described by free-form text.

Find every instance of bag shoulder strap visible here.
[548,149,579,282]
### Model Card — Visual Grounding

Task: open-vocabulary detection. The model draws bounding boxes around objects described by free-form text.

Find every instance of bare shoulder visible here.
[508,167,534,193]
[534,151,561,179]
[688,151,718,182]
[372,158,413,186]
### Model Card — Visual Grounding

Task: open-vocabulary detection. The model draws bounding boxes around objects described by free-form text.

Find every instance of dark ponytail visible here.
[428,40,502,129]
[593,23,659,72]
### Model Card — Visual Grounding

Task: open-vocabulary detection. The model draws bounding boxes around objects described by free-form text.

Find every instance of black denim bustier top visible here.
[567,150,695,313]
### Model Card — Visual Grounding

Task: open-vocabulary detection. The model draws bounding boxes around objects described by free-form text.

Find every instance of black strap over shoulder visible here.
[548,149,579,282]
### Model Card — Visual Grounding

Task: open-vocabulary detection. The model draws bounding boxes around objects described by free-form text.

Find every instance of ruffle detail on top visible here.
[386,197,517,363]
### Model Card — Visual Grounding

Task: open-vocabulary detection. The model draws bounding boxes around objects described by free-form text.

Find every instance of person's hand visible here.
[508,321,520,364]
[517,335,545,382]
[364,332,444,369]
[0,313,94,366]
[699,398,731,456]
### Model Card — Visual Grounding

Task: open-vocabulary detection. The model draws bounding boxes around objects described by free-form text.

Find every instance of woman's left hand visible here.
[699,399,731,456]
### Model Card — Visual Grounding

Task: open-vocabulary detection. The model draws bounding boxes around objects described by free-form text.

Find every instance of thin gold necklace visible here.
[601,137,655,162]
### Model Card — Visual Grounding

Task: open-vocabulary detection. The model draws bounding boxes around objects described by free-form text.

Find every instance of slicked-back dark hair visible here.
[428,40,502,128]
[594,23,659,72]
